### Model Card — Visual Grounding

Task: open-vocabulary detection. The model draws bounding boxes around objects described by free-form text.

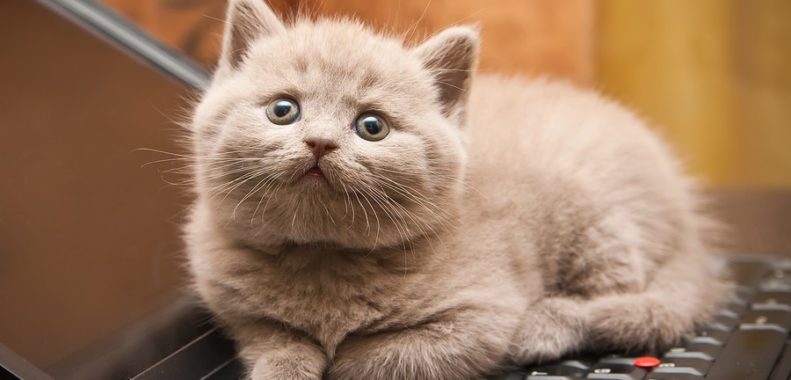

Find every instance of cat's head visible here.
[191,0,479,249]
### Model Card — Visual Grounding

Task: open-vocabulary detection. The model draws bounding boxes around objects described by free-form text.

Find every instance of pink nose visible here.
[304,137,338,159]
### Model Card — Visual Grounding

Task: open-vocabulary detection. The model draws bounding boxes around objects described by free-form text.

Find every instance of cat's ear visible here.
[413,26,480,125]
[220,0,285,70]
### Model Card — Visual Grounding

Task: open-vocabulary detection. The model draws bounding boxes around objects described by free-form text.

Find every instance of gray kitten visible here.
[185,1,727,379]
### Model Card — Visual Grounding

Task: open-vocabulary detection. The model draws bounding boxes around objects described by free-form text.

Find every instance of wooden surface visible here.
[598,1,791,187]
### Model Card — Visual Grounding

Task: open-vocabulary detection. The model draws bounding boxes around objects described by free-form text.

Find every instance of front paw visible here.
[510,326,578,364]
[326,341,380,380]
[328,335,491,380]
[328,337,437,380]
[585,296,684,353]
[249,347,326,380]
[510,298,586,365]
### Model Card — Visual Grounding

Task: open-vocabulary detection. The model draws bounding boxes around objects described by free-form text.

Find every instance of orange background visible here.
[103,0,791,187]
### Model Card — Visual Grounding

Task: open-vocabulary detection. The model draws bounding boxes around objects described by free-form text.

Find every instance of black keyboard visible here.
[494,255,791,380]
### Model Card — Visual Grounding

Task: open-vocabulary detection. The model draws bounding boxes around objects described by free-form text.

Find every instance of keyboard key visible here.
[558,360,593,371]
[740,310,791,331]
[715,309,740,320]
[731,286,755,304]
[655,358,712,375]
[690,327,730,345]
[712,313,739,331]
[776,260,791,271]
[769,343,791,380]
[662,351,713,361]
[663,343,720,361]
[491,372,527,380]
[597,356,637,366]
[526,372,581,380]
[586,364,645,380]
[753,291,791,311]
[632,356,661,369]
[644,373,702,380]
[699,313,740,333]
[761,278,791,292]
[651,365,704,376]
[702,320,732,332]
[526,361,588,379]
[722,300,748,315]
[684,335,723,346]
[704,327,786,380]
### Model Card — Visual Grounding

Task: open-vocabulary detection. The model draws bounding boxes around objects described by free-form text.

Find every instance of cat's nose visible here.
[304,137,338,159]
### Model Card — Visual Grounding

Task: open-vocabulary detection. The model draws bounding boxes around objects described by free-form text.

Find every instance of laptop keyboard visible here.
[123,255,791,380]
[495,256,791,380]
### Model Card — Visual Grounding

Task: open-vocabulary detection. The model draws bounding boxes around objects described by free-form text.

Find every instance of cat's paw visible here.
[509,298,586,365]
[328,335,472,380]
[585,295,683,353]
[510,327,577,364]
[326,345,383,380]
[248,347,325,380]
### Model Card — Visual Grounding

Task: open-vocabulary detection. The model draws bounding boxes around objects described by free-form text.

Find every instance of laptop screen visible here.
[0,1,206,378]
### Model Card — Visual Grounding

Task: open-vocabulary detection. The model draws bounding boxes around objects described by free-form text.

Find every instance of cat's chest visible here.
[237,252,405,353]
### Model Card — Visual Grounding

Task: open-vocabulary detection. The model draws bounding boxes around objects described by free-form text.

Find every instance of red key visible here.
[633,356,661,369]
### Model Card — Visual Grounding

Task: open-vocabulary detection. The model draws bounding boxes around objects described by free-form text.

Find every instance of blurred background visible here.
[102,0,791,187]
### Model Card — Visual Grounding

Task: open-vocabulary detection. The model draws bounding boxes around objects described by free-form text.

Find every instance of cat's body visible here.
[186,1,726,379]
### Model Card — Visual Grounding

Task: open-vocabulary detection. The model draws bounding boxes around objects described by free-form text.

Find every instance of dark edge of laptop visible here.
[33,0,209,90]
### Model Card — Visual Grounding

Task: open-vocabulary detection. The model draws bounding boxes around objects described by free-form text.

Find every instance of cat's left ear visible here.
[413,26,480,126]
[219,0,285,70]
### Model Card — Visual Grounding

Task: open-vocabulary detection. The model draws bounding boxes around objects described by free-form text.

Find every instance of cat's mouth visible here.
[294,161,343,193]
[305,166,324,178]
[299,164,332,188]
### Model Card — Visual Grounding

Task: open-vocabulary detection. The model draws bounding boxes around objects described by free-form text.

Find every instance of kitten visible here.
[185,1,727,379]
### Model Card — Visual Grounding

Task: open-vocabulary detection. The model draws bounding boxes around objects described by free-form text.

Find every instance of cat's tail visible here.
[509,251,729,365]
[583,251,730,353]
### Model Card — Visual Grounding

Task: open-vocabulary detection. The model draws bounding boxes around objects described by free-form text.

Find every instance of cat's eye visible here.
[265,98,300,125]
[354,113,390,141]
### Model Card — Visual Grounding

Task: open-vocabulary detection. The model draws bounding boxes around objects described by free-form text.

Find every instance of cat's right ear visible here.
[219,0,285,70]
[412,26,480,126]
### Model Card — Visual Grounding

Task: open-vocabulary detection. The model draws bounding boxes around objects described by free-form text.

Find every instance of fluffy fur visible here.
[185,1,727,379]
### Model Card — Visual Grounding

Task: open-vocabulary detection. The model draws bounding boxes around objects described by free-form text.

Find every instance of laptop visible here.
[1,1,789,379]
[0,1,212,379]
